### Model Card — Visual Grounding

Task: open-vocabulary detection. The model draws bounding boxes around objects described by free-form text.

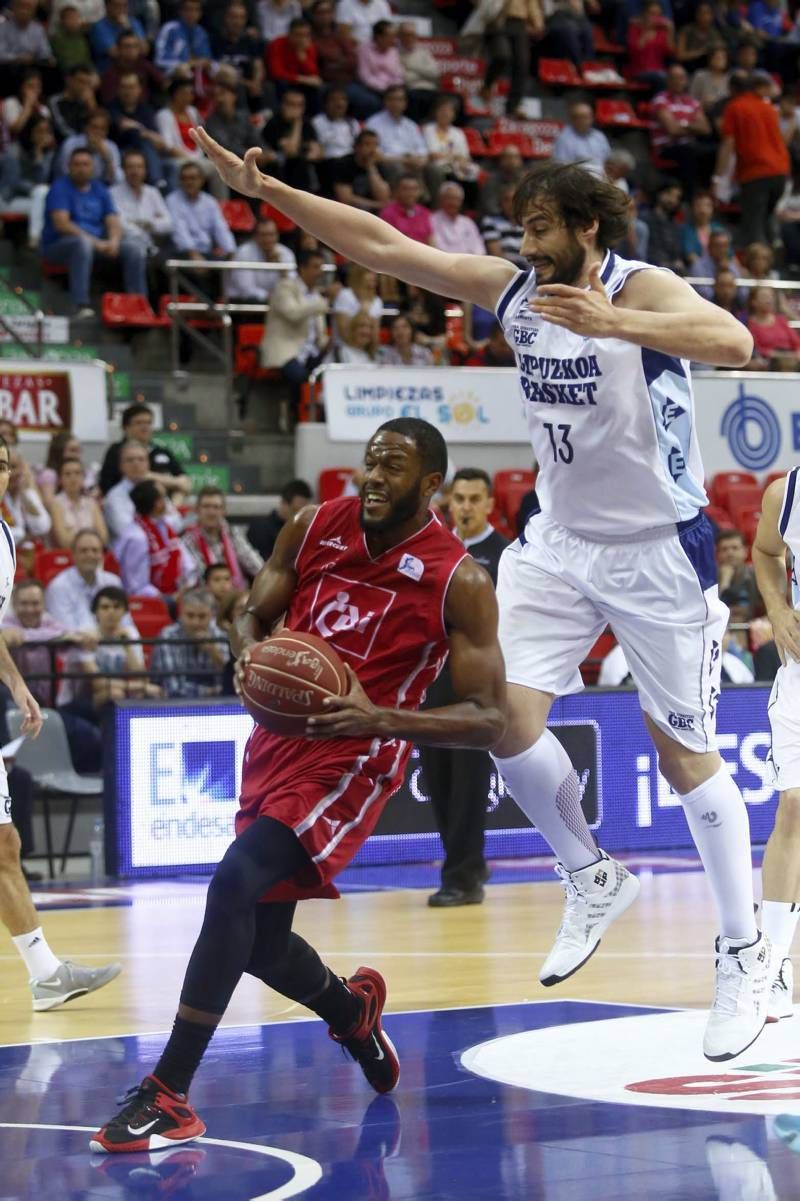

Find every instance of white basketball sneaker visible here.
[767,957,794,1023]
[703,933,772,1062]
[539,851,640,986]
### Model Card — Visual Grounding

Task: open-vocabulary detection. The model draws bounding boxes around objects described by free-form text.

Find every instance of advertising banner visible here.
[0,360,108,440]
[107,687,777,878]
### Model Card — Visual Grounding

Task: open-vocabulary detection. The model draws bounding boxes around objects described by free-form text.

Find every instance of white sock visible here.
[492,730,599,872]
[761,901,800,963]
[679,766,758,943]
[11,927,61,981]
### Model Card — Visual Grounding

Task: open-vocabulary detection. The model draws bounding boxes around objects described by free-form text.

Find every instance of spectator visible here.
[50,64,96,140]
[652,63,715,193]
[210,3,265,111]
[481,183,524,260]
[48,457,109,548]
[3,451,51,544]
[36,431,85,503]
[627,0,673,89]
[247,478,312,559]
[89,0,146,73]
[45,527,134,631]
[100,402,188,496]
[711,266,746,317]
[116,479,191,599]
[779,92,800,167]
[604,147,636,194]
[111,147,172,268]
[60,585,155,714]
[776,168,800,268]
[484,0,544,117]
[546,0,593,70]
[0,113,55,242]
[675,0,724,66]
[327,310,378,363]
[257,0,301,42]
[332,263,382,341]
[166,160,237,262]
[108,73,167,186]
[357,20,403,102]
[312,86,360,189]
[691,227,744,299]
[397,23,439,120]
[335,0,391,44]
[259,249,331,422]
[41,147,146,316]
[102,439,150,539]
[480,143,524,216]
[100,28,163,104]
[216,587,248,693]
[49,0,105,31]
[552,100,612,176]
[690,43,731,113]
[716,528,760,616]
[379,173,432,242]
[377,312,433,365]
[228,217,297,302]
[150,587,225,697]
[154,0,212,79]
[50,4,94,73]
[156,79,218,192]
[58,108,123,185]
[205,76,261,161]
[423,94,479,194]
[267,17,322,113]
[644,178,685,270]
[614,193,650,261]
[716,71,790,246]
[746,285,800,367]
[332,127,390,210]
[260,88,322,191]
[365,85,428,188]
[0,0,54,71]
[181,485,263,588]
[748,0,794,77]
[203,563,234,611]
[2,70,50,141]
[681,189,725,263]
[431,181,484,255]
[308,0,367,116]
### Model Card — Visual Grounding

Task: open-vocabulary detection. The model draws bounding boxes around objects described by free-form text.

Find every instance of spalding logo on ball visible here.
[240,630,349,736]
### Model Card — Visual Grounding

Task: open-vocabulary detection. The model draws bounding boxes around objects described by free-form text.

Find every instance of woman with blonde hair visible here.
[48,457,109,549]
[328,312,378,364]
[332,263,383,342]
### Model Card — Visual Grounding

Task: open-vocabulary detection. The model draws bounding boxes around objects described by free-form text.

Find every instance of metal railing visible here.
[685,274,800,329]
[0,276,45,359]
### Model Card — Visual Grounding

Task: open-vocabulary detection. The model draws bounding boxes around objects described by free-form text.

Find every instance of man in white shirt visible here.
[552,100,612,178]
[5,451,51,544]
[431,181,484,255]
[227,218,296,302]
[103,440,150,541]
[365,84,428,188]
[312,86,360,162]
[334,0,390,43]
[397,23,439,120]
[111,149,173,253]
[166,161,236,261]
[45,527,138,633]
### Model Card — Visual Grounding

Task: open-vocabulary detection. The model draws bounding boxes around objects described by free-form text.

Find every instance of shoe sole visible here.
[33,987,89,1012]
[427,895,484,908]
[704,1020,767,1063]
[539,873,641,987]
[88,1122,206,1155]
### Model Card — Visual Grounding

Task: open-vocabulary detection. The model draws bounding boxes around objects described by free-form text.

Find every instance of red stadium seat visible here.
[704,504,733,529]
[102,292,170,328]
[35,548,73,585]
[708,471,758,509]
[501,480,534,528]
[493,469,536,520]
[220,199,256,233]
[487,129,534,157]
[727,485,763,529]
[319,468,354,501]
[763,470,787,491]
[103,549,121,575]
[259,202,296,233]
[538,58,582,87]
[128,595,172,640]
[591,24,625,54]
[595,98,650,128]
[463,126,487,156]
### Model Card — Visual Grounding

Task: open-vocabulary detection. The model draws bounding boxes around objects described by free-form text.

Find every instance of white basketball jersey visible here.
[779,465,799,610]
[496,250,708,539]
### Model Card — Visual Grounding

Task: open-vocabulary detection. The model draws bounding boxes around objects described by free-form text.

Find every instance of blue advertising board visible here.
[106,687,777,879]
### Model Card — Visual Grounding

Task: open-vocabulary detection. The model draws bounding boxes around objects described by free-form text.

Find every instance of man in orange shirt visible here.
[715,70,790,247]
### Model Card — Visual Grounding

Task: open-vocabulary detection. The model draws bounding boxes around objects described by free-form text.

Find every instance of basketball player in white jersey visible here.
[0,435,121,1009]
[191,135,768,1060]
[753,468,800,1022]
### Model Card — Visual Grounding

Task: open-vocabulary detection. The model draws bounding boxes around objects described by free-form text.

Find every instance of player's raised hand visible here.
[12,682,42,739]
[530,261,620,338]
[189,129,268,199]
[770,607,800,663]
[306,665,383,738]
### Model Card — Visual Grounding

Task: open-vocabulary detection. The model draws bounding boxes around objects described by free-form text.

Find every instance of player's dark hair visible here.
[280,478,313,503]
[131,479,161,516]
[376,418,448,477]
[121,401,152,427]
[91,585,129,612]
[453,467,492,493]
[203,561,231,583]
[512,162,630,250]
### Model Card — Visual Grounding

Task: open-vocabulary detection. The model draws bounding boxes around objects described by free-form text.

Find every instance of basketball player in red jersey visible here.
[91,418,506,1154]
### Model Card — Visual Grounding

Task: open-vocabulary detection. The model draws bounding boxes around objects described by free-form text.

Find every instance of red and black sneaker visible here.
[329,966,400,1094]
[89,1075,206,1154]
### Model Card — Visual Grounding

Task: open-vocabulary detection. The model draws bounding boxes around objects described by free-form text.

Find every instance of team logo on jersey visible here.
[311,573,395,660]
[668,711,695,731]
[397,553,424,582]
[2,794,10,818]
[661,398,685,428]
[513,326,540,346]
[320,536,348,552]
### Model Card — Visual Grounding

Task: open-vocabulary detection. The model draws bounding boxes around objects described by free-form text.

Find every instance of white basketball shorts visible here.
[768,658,800,792]
[0,754,11,825]
[496,511,728,753]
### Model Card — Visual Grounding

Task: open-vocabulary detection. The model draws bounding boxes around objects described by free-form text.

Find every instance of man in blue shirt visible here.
[89,0,147,74]
[165,160,236,259]
[551,101,612,178]
[41,147,147,316]
[154,0,212,78]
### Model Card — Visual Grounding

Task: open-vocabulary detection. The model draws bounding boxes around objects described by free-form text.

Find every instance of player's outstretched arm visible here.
[231,504,318,659]
[308,558,507,749]
[190,128,517,312]
[753,478,800,663]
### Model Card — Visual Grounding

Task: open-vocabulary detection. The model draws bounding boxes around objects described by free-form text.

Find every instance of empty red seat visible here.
[595,98,649,128]
[502,480,535,528]
[103,549,121,575]
[538,58,582,87]
[493,469,535,519]
[102,292,170,328]
[709,471,758,509]
[259,201,296,233]
[487,129,534,157]
[463,126,487,156]
[35,547,73,585]
[581,60,625,87]
[727,485,763,528]
[319,468,354,501]
[128,595,172,640]
[220,199,255,233]
[763,470,787,491]
[704,504,733,530]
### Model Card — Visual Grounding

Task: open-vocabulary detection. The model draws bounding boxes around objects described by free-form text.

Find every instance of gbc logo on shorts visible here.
[2,795,10,818]
[668,711,695,731]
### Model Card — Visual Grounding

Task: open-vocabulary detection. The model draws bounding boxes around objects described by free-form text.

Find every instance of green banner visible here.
[186,463,230,491]
[154,431,194,464]
[0,343,97,361]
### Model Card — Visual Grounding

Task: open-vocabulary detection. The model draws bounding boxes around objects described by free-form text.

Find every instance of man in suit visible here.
[422,467,509,906]
[259,248,330,427]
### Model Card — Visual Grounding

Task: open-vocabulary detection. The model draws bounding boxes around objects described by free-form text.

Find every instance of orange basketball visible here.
[239,630,349,736]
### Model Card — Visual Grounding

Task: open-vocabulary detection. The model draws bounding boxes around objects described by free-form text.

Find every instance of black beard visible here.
[547,238,588,286]
[359,481,423,533]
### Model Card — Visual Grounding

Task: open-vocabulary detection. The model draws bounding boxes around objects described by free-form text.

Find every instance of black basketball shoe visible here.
[89,1075,206,1153]
[329,966,400,1094]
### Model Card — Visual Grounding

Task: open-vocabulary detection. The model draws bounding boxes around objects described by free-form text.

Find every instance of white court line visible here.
[0,949,717,961]
[0,1123,322,1201]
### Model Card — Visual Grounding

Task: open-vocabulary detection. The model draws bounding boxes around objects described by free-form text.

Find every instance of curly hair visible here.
[512,162,630,249]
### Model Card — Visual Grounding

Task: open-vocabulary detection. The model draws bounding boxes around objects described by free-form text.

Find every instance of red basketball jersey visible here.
[286,497,467,709]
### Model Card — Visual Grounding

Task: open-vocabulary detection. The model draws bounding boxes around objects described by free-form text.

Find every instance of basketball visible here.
[239,630,349,736]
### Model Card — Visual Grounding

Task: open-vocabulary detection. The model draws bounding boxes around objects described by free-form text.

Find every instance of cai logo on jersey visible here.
[310,572,395,660]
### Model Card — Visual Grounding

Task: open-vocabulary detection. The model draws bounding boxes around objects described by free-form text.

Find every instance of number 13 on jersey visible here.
[543,422,574,464]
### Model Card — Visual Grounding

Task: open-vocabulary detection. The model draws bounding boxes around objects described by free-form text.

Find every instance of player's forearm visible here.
[752,547,792,620]
[613,307,753,367]
[372,699,506,750]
